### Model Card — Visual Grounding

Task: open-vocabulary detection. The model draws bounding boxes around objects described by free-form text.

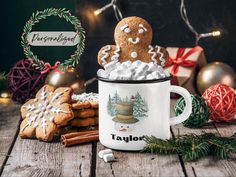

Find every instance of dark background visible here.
[1,0,236,92]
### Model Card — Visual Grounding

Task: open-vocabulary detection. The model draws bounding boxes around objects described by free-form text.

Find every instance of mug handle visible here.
[169,85,192,125]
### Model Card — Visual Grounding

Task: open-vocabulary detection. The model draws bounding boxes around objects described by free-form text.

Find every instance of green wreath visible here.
[21,8,85,71]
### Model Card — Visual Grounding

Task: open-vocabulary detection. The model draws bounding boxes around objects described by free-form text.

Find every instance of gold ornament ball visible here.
[45,67,86,94]
[197,62,236,94]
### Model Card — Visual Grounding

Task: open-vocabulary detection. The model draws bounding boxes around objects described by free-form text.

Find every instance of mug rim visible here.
[97,75,172,84]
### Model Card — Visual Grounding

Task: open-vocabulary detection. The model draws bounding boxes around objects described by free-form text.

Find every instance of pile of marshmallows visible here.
[97,60,170,80]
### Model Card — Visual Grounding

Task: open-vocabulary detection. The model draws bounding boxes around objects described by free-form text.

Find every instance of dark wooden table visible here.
[0,100,236,177]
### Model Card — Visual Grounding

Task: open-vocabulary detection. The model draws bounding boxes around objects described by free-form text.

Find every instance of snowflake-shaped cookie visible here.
[20,85,74,141]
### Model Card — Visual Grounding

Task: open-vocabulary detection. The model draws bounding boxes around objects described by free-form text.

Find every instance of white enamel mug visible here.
[98,76,192,151]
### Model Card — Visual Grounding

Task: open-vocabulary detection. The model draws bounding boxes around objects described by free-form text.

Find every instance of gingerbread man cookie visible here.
[98,16,169,66]
[20,85,74,141]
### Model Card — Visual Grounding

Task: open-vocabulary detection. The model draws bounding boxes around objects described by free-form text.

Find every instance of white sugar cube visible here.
[103,153,115,162]
[98,149,113,158]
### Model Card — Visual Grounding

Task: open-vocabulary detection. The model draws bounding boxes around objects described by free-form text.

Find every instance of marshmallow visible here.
[122,61,132,67]
[97,69,107,78]
[148,62,157,72]
[151,71,161,79]
[103,153,115,163]
[121,72,132,80]
[109,70,119,80]
[146,74,154,80]
[100,61,170,81]
[132,60,142,67]
[164,70,171,77]
[98,149,113,158]
[137,76,146,80]
[104,60,118,72]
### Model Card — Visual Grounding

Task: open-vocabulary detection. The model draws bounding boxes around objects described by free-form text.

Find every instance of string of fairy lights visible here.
[93,0,221,45]
[180,0,220,45]
[94,0,123,21]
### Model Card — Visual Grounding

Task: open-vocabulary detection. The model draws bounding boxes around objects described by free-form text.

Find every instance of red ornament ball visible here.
[202,84,236,122]
[8,59,46,103]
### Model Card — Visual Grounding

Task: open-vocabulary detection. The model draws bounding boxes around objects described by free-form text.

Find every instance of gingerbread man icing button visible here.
[98,16,169,66]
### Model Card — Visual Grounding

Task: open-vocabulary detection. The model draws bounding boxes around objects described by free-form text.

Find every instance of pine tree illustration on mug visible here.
[107,91,148,119]
[133,92,148,119]
[107,91,122,116]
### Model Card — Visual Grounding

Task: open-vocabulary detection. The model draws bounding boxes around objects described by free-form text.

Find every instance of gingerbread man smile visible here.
[128,37,140,44]
[98,16,169,65]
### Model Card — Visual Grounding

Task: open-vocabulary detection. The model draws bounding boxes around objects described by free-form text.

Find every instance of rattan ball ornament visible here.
[175,94,209,128]
[8,59,46,103]
[202,84,236,122]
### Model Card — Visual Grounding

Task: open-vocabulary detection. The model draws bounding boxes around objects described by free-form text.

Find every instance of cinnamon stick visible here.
[61,130,98,139]
[61,130,99,147]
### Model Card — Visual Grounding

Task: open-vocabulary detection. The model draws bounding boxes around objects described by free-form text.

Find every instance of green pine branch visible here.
[143,133,236,161]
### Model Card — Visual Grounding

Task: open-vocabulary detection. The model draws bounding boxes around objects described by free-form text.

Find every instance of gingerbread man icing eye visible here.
[138,24,147,34]
[120,24,131,33]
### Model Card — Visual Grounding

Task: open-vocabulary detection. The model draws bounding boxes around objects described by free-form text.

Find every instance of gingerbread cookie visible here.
[72,92,99,109]
[97,16,169,67]
[69,117,98,127]
[90,101,99,109]
[74,109,96,118]
[95,109,99,116]
[72,101,91,110]
[20,85,74,141]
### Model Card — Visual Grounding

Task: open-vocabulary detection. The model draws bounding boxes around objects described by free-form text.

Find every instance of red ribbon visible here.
[41,61,64,74]
[165,46,203,85]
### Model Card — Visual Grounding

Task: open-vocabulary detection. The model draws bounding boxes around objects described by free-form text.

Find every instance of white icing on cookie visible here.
[40,86,47,100]
[155,45,166,66]
[124,28,131,33]
[51,107,69,114]
[101,45,112,66]
[51,92,63,103]
[120,24,129,30]
[49,117,54,122]
[33,122,38,128]
[23,104,35,111]
[131,52,138,58]
[148,45,157,64]
[72,92,98,103]
[41,117,47,136]
[111,45,120,62]
[138,24,147,34]
[128,37,140,44]
[21,85,72,138]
